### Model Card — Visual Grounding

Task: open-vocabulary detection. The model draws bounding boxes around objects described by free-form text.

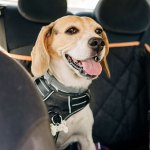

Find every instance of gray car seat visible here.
[0,51,56,150]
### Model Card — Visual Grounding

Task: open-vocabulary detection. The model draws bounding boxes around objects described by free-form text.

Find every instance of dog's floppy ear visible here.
[31,22,54,77]
[101,31,110,78]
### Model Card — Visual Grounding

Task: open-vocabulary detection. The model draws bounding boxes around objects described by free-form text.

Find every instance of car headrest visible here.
[94,0,150,34]
[18,0,67,23]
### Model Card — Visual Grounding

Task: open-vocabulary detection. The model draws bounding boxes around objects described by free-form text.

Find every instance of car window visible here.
[0,0,99,13]
[0,0,17,6]
[67,0,99,13]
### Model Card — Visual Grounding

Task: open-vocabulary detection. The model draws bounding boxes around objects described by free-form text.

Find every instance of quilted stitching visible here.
[90,45,148,149]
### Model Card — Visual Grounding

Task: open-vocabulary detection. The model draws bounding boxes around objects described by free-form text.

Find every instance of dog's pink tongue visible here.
[81,59,102,76]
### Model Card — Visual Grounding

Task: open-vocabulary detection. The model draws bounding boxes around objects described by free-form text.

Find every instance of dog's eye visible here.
[65,27,79,35]
[95,28,103,34]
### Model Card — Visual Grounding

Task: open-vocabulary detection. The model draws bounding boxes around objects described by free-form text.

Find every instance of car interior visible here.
[0,0,150,150]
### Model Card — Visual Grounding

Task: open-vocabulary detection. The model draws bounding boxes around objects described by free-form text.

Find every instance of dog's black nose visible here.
[88,37,105,52]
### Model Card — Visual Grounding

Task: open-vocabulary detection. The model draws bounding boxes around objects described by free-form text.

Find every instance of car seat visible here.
[0,51,56,150]
[75,0,150,149]
[86,0,150,150]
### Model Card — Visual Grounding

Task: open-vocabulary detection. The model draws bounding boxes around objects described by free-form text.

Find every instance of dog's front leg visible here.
[78,136,95,150]
[78,105,96,150]
[77,106,95,150]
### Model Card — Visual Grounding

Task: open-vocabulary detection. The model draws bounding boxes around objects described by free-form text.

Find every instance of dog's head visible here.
[31,16,110,88]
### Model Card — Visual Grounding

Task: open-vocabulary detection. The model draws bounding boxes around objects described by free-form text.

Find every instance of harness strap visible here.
[34,75,91,141]
[34,76,90,120]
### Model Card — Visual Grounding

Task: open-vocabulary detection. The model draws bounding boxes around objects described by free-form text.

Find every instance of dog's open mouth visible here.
[65,54,102,78]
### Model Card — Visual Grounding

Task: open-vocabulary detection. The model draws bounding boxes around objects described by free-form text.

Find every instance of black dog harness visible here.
[34,72,91,139]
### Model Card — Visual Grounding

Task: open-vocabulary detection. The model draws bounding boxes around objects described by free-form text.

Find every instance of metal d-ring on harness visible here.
[34,73,91,142]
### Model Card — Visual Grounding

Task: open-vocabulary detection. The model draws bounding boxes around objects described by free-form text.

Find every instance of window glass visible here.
[0,0,17,5]
[0,0,149,8]
[0,0,99,13]
[67,0,99,13]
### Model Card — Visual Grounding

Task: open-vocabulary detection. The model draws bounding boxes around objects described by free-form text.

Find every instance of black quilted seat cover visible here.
[90,32,149,150]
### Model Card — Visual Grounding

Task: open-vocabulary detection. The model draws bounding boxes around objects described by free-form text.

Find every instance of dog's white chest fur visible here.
[56,104,95,150]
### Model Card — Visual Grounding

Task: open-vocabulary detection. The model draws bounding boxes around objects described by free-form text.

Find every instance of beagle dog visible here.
[31,16,110,150]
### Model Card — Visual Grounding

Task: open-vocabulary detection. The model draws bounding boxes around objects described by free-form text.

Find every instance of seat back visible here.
[0,0,70,72]
[89,0,150,149]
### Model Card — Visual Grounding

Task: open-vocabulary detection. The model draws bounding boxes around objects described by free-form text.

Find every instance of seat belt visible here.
[0,6,7,51]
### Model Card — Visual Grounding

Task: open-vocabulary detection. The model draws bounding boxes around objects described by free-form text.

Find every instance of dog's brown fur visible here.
[31,16,110,150]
